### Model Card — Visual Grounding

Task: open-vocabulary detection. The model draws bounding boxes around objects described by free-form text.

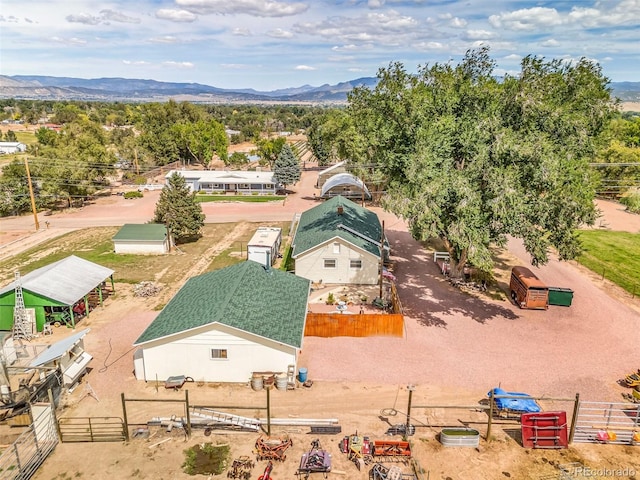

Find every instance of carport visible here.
[320,173,371,200]
[0,255,115,332]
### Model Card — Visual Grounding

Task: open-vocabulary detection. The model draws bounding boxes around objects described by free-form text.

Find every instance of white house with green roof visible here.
[112,224,170,254]
[133,261,311,383]
[291,196,388,285]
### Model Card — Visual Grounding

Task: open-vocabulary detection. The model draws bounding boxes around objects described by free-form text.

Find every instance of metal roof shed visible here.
[112,223,171,254]
[0,256,115,332]
[320,173,371,200]
[29,329,92,387]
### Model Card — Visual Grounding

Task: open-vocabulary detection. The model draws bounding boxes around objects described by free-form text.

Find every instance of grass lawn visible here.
[577,230,640,295]
[195,195,283,203]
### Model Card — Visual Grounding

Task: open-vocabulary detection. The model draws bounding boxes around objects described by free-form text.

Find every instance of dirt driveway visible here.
[2,167,639,480]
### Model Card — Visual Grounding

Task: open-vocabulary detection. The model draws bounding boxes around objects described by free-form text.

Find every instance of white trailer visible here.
[247,227,282,266]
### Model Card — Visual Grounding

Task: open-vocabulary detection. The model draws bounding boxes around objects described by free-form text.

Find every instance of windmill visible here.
[12,272,34,341]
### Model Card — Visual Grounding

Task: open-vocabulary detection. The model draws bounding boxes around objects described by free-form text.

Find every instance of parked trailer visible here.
[509,266,548,310]
[247,227,282,266]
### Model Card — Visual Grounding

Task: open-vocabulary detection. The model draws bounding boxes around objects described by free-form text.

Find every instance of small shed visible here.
[133,261,311,383]
[321,173,371,200]
[0,256,115,332]
[0,142,27,154]
[112,224,170,254]
[29,329,92,387]
[316,161,347,188]
[247,227,282,266]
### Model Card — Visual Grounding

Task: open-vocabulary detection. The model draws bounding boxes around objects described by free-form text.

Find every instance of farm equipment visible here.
[369,463,417,480]
[258,461,274,480]
[296,439,332,479]
[620,370,640,388]
[372,440,412,460]
[255,435,293,462]
[340,432,373,470]
[227,456,255,479]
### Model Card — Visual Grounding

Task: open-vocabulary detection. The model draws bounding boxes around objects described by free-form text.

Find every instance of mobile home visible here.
[247,227,282,266]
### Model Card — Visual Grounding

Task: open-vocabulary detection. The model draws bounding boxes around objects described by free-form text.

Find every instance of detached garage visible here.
[133,261,311,383]
[112,224,171,254]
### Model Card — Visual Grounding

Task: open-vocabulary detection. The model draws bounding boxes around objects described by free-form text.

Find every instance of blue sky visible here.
[1,0,639,91]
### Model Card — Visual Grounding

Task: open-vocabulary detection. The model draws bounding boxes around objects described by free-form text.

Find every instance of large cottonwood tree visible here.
[346,47,616,276]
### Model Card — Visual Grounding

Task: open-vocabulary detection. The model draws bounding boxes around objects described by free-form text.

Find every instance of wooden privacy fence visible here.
[304,313,404,338]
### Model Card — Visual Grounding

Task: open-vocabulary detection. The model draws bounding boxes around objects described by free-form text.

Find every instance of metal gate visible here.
[0,404,58,480]
[573,401,640,445]
[58,417,126,443]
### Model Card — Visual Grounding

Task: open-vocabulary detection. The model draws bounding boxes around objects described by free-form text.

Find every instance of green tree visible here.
[256,137,286,169]
[227,152,249,167]
[153,172,205,243]
[346,47,615,276]
[4,130,17,142]
[273,144,301,191]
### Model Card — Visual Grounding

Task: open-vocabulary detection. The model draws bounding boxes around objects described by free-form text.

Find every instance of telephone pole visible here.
[24,157,40,231]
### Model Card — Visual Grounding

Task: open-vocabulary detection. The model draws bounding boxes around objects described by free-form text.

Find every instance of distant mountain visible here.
[0,75,379,104]
[0,74,636,104]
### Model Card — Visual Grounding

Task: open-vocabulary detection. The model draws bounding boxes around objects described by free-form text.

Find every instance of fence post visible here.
[486,390,494,441]
[49,388,62,441]
[568,393,580,444]
[185,390,192,438]
[121,393,130,442]
[601,268,605,281]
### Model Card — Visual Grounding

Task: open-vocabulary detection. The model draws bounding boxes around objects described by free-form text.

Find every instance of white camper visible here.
[247,227,282,266]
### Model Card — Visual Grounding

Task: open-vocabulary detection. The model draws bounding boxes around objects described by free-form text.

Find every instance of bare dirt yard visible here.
[1,167,639,480]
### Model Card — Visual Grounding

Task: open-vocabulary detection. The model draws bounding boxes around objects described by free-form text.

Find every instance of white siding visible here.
[114,240,169,254]
[135,324,297,383]
[295,238,379,284]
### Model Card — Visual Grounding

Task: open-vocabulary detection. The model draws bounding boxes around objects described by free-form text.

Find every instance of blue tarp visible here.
[488,387,541,413]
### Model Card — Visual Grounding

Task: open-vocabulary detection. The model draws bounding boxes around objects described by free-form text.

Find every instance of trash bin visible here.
[298,368,308,383]
[548,287,574,307]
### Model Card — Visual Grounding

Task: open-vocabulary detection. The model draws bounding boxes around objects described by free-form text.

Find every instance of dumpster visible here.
[548,287,573,307]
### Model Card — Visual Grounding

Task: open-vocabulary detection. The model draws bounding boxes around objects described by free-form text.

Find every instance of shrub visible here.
[124,191,143,199]
[620,188,640,214]
[326,292,335,305]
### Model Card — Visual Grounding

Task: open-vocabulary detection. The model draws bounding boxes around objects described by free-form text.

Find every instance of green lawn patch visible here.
[195,195,283,203]
[577,230,640,295]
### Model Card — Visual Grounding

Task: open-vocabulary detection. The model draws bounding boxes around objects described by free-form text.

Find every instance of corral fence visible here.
[0,404,58,480]
[304,312,404,337]
[58,417,126,443]
[572,401,640,445]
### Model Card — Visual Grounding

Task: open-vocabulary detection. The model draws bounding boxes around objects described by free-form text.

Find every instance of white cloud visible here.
[156,9,198,23]
[489,7,563,31]
[503,54,521,61]
[232,28,252,36]
[295,65,316,71]
[150,36,181,44]
[541,38,560,47]
[449,17,467,28]
[267,28,293,38]
[50,36,87,46]
[66,10,140,25]
[0,15,20,23]
[175,0,309,18]
[327,55,356,62]
[99,10,140,24]
[123,60,150,65]
[413,41,445,50]
[163,61,195,68]
[220,63,251,69]
[66,13,102,25]
[368,0,385,8]
[463,29,495,41]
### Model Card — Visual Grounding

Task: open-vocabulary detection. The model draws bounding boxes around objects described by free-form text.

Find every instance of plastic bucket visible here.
[251,375,264,391]
[298,368,308,383]
[275,374,288,390]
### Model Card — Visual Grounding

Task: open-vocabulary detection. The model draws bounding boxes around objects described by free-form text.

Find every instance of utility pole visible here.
[24,157,40,230]
[405,384,415,439]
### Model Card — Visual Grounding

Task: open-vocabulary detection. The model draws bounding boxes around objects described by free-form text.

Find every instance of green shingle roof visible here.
[134,261,310,347]
[292,195,382,258]
[113,224,167,242]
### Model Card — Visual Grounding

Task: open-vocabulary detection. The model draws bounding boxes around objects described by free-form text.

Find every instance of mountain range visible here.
[0,75,638,104]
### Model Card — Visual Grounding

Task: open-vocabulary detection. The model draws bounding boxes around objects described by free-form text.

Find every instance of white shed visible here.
[247,227,282,266]
[112,224,170,254]
[0,142,27,154]
[133,261,310,383]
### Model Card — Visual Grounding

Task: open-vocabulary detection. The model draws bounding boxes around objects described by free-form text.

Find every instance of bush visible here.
[326,292,335,305]
[124,191,143,199]
[620,188,640,214]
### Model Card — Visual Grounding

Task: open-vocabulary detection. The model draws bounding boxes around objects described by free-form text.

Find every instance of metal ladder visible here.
[12,272,34,341]
[190,407,261,431]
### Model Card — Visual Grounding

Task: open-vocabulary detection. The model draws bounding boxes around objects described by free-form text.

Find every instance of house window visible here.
[350,259,362,269]
[210,349,228,359]
[324,259,336,269]
[333,242,340,254]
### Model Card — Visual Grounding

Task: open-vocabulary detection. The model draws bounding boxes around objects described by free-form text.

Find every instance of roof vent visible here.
[337,206,344,215]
